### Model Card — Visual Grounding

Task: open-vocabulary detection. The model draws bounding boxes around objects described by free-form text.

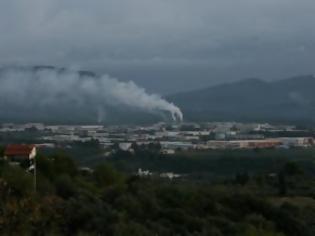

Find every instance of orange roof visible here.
[4,144,35,156]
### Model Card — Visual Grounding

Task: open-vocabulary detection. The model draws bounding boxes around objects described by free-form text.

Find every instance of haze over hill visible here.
[0,66,182,124]
[1,65,315,125]
[167,75,315,125]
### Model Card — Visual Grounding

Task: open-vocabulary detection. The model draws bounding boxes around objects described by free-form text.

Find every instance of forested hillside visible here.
[0,150,315,235]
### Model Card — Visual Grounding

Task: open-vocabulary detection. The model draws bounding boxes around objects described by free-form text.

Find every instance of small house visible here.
[3,144,36,166]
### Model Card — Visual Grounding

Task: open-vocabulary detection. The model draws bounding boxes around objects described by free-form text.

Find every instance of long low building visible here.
[277,137,314,147]
[205,137,314,149]
[160,141,196,150]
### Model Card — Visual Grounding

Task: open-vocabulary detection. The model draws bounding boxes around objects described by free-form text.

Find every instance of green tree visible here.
[235,172,250,186]
[283,161,303,176]
[36,155,55,180]
[2,166,33,196]
[52,154,77,177]
[278,171,287,196]
[0,145,5,157]
[55,174,77,199]
[93,164,124,188]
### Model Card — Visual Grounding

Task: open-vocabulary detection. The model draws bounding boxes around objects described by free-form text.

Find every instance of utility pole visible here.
[33,156,37,193]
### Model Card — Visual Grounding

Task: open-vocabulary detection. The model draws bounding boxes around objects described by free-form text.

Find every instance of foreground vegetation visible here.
[0,149,315,235]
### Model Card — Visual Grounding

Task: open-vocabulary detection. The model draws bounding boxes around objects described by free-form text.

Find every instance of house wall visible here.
[29,147,36,159]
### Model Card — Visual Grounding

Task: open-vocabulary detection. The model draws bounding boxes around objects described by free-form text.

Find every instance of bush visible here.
[52,154,77,177]
[93,164,124,188]
[2,166,34,196]
[55,175,77,199]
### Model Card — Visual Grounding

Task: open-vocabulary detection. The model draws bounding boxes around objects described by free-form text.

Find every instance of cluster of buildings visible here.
[0,122,314,155]
[0,122,314,184]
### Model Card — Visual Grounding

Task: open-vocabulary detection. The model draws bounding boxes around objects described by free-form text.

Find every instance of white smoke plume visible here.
[0,66,183,123]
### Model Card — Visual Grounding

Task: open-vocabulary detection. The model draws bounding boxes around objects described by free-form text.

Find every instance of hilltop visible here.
[168,75,315,124]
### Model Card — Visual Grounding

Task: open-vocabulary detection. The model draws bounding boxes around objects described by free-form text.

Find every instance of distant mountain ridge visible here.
[2,65,315,125]
[167,75,315,124]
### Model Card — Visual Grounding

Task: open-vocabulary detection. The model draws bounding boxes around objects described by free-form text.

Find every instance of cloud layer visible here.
[1,0,315,92]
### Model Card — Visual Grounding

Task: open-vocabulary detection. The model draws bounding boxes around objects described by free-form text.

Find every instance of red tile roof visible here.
[4,144,35,156]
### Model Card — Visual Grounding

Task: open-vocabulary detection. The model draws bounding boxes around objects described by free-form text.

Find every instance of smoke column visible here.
[0,66,183,122]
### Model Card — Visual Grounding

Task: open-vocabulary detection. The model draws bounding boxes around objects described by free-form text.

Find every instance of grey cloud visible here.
[0,0,315,93]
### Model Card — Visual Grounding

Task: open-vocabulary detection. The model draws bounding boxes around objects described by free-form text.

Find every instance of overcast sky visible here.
[1,0,315,94]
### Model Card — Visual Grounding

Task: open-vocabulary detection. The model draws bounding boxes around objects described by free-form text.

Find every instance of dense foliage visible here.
[0,151,315,235]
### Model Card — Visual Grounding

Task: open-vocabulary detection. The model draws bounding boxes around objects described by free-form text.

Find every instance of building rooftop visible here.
[4,144,35,156]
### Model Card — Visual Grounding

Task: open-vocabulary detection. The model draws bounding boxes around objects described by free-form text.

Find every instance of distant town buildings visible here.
[0,122,314,185]
[0,122,314,155]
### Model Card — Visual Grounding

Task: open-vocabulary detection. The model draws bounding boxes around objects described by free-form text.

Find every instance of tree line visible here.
[0,150,313,235]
